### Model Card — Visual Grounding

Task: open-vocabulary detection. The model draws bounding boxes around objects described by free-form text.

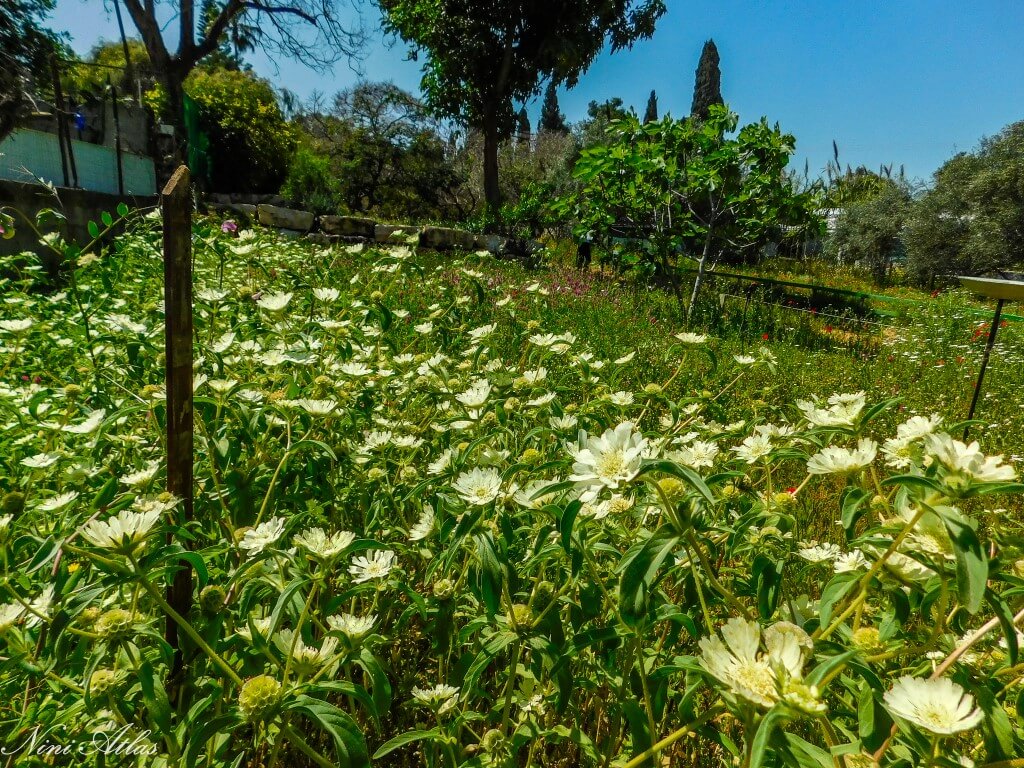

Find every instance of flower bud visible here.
[200,585,227,615]
[1,492,25,518]
[238,675,281,722]
[89,669,118,696]
[96,608,134,639]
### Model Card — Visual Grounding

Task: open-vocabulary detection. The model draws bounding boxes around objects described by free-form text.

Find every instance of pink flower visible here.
[221,219,238,234]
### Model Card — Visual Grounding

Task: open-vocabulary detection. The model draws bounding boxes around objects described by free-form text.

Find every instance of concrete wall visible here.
[0,179,157,272]
[0,129,156,196]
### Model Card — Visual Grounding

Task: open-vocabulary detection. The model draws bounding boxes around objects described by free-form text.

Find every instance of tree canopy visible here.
[0,0,64,140]
[378,0,666,224]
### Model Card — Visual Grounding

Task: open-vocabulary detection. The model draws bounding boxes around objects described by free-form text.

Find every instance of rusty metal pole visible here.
[161,165,194,681]
[963,299,1005,441]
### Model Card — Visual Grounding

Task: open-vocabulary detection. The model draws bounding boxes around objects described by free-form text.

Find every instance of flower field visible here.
[1,212,1024,767]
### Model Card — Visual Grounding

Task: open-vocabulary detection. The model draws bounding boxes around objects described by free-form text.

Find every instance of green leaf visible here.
[937,507,987,614]
[560,499,582,554]
[101,211,113,227]
[291,695,369,767]
[139,660,173,734]
[618,526,681,627]
[639,459,716,505]
[840,485,870,537]
[748,707,785,768]
[87,220,100,239]
[372,728,441,759]
[116,202,129,217]
[91,476,118,511]
[183,713,241,768]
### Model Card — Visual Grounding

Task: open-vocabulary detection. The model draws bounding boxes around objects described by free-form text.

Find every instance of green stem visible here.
[621,706,724,768]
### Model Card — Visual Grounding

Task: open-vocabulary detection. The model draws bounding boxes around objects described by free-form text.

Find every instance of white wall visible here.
[0,129,156,196]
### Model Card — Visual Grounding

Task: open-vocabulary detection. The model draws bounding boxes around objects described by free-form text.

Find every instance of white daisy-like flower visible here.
[734,434,773,464]
[797,392,866,428]
[884,676,983,735]
[456,380,491,409]
[80,507,163,554]
[0,318,33,334]
[0,603,23,632]
[273,629,339,675]
[412,684,460,712]
[63,409,106,435]
[408,506,435,542]
[734,354,756,365]
[21,452,61,469]
[549,415,578,431]
[698,617,810,708]
[120,460,160,488]
[926,434,1016,485]
[328,612,376,641]
[291,399,338,417]
[674,332,708,344]
[256,292,293,312]
[428,449,454,475]
[807,439,878,475]
[341,362,373,377]
[468,323,496,340]
[670,440,720,469]
[569,422,647,501]
[608,391,634,406]
[833,550,869,573]
[36,490,79,512]
[313,287,340,302]
[452,468,503,506]
[293,527,355,561]
[797,542,841,564]
[25,586,54,627]
[349,550,396,583]
[239,517,287,555]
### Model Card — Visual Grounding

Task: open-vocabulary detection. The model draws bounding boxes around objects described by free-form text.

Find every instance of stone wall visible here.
[206,197,542,259]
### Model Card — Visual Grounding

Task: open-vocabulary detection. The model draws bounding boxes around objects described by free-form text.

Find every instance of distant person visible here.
[576,234,593,270]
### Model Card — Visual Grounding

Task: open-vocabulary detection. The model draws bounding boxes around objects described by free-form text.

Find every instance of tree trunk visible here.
[688,237,715,324]
[482,105,501,232]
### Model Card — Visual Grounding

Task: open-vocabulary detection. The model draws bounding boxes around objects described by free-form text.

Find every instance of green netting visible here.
[183,93,211,186]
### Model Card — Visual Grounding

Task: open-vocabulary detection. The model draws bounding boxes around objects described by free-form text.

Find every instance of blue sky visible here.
[49,0,1024,183]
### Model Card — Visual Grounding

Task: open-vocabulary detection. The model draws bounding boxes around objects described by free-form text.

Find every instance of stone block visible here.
[320,215,376,238]
[375,224,421,245]
[420,225,477,251]
[257,204,314,231]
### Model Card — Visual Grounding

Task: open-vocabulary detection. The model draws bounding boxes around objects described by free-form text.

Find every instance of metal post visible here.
[51,59,78,188]
[161,165,194,684]
[964,299,1004,441]
[109,76,125,195]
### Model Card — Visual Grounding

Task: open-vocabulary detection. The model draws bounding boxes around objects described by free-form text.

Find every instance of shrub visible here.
[186,68,297,193]
[280,145,341,215]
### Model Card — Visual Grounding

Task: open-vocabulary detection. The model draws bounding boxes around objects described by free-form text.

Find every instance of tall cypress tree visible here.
[516,107,531,148]
[691,39,723,120]
[643,89,658,123]
[540,82,569,134]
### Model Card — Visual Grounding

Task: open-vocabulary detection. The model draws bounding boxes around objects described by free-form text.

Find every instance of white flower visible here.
[291,398,338,417]
[349,550,396,583]
[294,527,355,560]
[734,354,756,365]
[884,676,983,735]
[608,391,634,406]
[833,550,869,573]
[328,613,376,641]
[698,618,809,708]
[63,409,106,434]
[670,440,719,469]
[452,468,503,506]
[734,434,773,464]
[313,287,340,302]
[0,603,23,632]
[926,434,1016,485]
[797,392,866,427]
[21,452,61,469]
[412,684,460,712]
[37,491,79,512]
[273,629,339,675]
[239,517,287,555]
[80,507,162,553]
[569,422,647,500]
[807,439,877,475]
[797,542,841,564]
[120,460,160,488]
[257,292,293,312]
[0,318,33,333]
[409,506,435,542]
[549,415,577,431]
[456,380,491,409]
[428,449,454,475]
[674,332,708,344]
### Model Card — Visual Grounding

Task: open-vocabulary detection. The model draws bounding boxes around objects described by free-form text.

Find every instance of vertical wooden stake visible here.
[162,165,194,678]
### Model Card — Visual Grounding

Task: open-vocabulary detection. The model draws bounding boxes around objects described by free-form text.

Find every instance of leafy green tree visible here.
[199,0,257,70]
[295,81,461,220]
[0,0,63,140]
[691,39,722,120]
[575,97,631,149]
[65,38,157,98]
[539,82,568,134]
[905,121,1024,286]
[826,184,912,285]
[562,105,821,318]
[116,0,364,163]
[378,0,665,226]
[186,68,297,192]
[643,89,658,124]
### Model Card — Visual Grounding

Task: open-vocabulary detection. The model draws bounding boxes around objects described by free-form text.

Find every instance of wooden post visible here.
[50,59,78,188]
[161,165,194,679]
[49,57,70,188]
[108,76,125,195]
